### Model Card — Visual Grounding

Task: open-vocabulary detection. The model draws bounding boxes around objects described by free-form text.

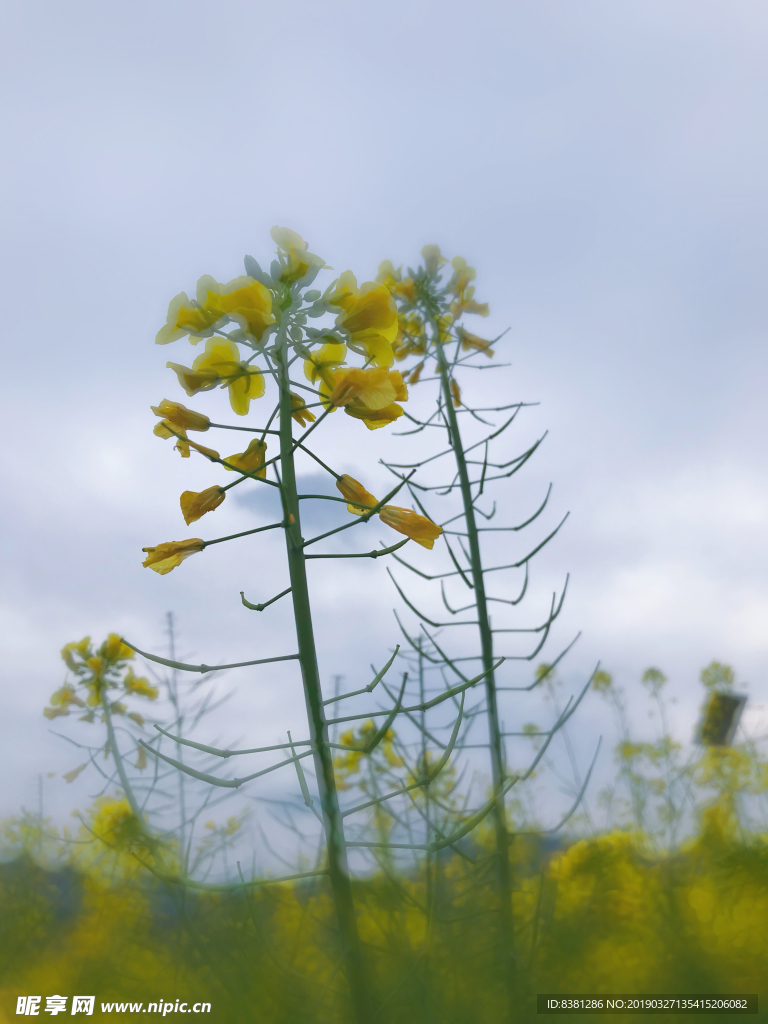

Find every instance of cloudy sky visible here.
[2,0,767,832]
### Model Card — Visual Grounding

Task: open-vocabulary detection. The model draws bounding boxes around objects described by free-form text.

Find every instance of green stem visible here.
[275,321,371,1022]
[432,330,517,1018]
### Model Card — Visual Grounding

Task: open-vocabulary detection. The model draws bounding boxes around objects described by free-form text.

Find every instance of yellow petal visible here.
[151,400,210,432]
[336,474,378,515]
[63,764,87,783]
[327,367,401,411]
[378,505,443,549]
[102,635,135,661]
[180,486,226,525]
[44,706,69,719]
[142,538,205,575]
[344,403,404,430]
[228,367,265,416]
[336,283,399,343]
[289,392,316,427]
[223,438,268,478]
[304,342,347,383]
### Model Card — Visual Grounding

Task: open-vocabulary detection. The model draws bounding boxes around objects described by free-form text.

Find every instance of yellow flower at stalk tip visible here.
[303,341,347,386]
[156,275,274,345]
[101,634,135,662]
[180,485,226,526]
[336,474,378,515]
[379,506,443,549]
[289,392,316,427]
[270,227,329,286]
[124,668,158,701]
[167,337,265,416]
[334,282,399,368]
[457,326,494,358]
[61,636,91,671]
[151,400,210,433]
[142,538,205,575]
[223,438,268,478]
[421,244,446,275]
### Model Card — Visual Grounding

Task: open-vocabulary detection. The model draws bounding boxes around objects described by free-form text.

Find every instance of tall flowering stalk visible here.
[130,229,491,1022]
[375,246,598,1015]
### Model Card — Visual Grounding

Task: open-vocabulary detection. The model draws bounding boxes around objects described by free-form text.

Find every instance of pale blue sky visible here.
[2,0,767,826]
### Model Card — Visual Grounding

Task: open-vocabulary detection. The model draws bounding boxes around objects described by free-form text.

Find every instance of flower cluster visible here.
[144,229,448,574]
[375,245,495,380]
[45,634,157,720]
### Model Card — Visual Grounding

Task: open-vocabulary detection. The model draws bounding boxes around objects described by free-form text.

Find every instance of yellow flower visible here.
[421,244,446,275]
[407,361,425,384]
[63,764,86,783]
[183,439,220,461]
[89,797,144,850]
[304,341,347,386]
[223,438,268,478]
[87,656,104,678]
[43,705,70,719]
[289,392,316,427]
[448,256,476,295]
[376,261,417,303]
[101,634,135,662]
[155,291,225,346]
[124,668,158,701]
[450,284,489,319]
[50,686,86,710]
[270,226,328,286]
[336,474,378,515]
[379,506,443,549]
[323,270,358,311]
[167,338,265,416]
[156,275,274,345]
[142,538,205,575]
[457,326,494,358]
[128,712,145,727]
[335,282,399,368]
[322,367,408,431]
[61,636,91,672]
[151,399,210,433]
[180,486,225,525]
[450,379,461,407]
[327,367,407,411]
